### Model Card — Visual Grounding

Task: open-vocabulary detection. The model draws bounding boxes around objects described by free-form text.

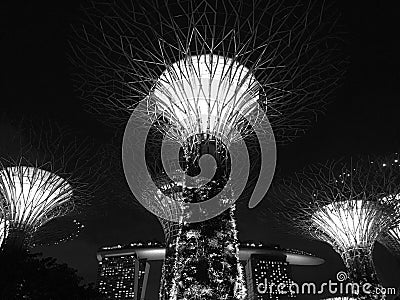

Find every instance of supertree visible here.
[70,0,346,298]
[0,120,100,253]
[270,158,400,300]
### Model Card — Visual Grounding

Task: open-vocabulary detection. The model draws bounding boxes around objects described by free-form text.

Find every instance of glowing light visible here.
[153,54,259,143]
[387,226,400,242]
[0,166,73,231]
[272,159,400,300]
[72,0,346,298]
[312,200,385,250]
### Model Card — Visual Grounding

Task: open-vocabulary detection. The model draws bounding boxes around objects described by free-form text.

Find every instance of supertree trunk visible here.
[154,172,245,299]
[1,226,29,255]
[167,206,245,300]
[159,218,184,300]
[341,248,384,300]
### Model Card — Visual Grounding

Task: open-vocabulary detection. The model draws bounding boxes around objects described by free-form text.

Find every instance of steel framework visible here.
[70,0,346,142]
[71,0,346,298]
[272,158,400,300]
[0,121,100,251]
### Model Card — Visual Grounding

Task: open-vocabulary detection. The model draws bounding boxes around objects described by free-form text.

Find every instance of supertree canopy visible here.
[0,120,100,253]
[271,158,400,300]
[0,167,73,243]
[71,0,346,298]
[70,0,346,139]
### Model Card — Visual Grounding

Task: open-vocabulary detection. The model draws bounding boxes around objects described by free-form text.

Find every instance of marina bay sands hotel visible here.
[96,242,324,300]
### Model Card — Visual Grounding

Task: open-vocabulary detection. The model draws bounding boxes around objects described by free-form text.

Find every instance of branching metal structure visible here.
[0,166,73,246]
[0,120,100,252]
[272,158,400,300]
[70,0,345,141]
[71,0,346,298]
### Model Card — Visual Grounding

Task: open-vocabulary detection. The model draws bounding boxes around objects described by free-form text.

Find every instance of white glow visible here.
[380,193,400,204]
[312,200,383,250]
[152,54,260,142]
[0,166,73,230]
[387,226,400,243]
[0,219,7,246]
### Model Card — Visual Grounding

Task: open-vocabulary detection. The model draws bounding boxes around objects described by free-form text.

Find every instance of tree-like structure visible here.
[71,0,346,298]
[0,120,99,253]
[271,158,400,300]
[0,166,74,249]
[71,0,345,138]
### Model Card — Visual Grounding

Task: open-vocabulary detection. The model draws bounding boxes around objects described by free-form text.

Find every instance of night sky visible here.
[1,0,400,299]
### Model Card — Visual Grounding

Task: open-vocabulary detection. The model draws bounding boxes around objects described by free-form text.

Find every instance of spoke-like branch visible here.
[0,120,103,249]
[70,0,346,143]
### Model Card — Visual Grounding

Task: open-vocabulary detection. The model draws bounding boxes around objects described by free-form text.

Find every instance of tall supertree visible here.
[70,0,346,298]
[270,158,400,300]
[0,120,100,253]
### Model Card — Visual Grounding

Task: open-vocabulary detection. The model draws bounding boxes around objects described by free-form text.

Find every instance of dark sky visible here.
[1,0,400,299]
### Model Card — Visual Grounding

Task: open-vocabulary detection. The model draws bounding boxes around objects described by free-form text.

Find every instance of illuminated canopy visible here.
[152,54,260,143]
[0,166,73,231]
[312,200,387,251]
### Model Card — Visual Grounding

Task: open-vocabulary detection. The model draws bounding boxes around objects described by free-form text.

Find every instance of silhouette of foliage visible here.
[0,251,102,300]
